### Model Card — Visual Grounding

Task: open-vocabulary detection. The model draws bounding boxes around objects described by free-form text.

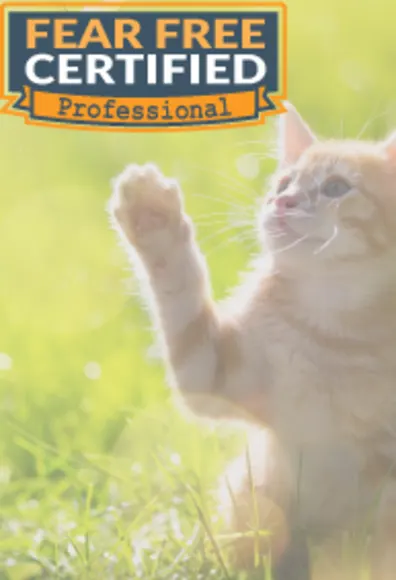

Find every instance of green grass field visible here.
[1,0,396,577]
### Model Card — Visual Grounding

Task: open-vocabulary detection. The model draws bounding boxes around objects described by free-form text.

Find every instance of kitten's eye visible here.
[276,175,292,195]
[322,177,351,198]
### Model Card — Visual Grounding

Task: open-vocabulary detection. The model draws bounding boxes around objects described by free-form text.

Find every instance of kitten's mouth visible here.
[261,200,318,243]
[276,212,290,230]
[271,213,298,237]
[263,202,316,241]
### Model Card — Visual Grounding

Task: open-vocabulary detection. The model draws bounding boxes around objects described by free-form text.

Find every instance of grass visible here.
[1,0,396,577]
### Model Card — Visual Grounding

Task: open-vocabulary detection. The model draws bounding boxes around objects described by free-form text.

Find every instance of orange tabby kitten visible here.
[109,105,396,579]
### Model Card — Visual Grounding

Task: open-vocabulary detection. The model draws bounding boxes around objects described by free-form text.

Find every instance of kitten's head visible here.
[261,104,396,272]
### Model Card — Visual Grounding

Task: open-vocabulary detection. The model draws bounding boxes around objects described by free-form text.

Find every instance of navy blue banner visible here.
[9,11,279,98]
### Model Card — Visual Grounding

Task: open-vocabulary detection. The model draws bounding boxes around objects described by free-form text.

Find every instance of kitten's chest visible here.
[268,333,396,448]
[267,339,396,528]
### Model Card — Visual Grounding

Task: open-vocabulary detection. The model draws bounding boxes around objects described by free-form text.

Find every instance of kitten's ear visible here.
[279,103,317,167]
[383,131,396,164]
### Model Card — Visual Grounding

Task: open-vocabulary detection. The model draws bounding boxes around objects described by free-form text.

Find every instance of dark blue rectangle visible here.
[8,11,279,98]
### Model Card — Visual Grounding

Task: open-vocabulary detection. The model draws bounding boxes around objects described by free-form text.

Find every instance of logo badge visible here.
[0,2,287,132]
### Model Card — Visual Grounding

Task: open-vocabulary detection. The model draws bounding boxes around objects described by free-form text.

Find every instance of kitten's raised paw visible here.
[110,164,187,258]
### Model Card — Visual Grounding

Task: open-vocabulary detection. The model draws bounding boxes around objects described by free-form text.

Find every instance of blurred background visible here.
[1,0,396,577]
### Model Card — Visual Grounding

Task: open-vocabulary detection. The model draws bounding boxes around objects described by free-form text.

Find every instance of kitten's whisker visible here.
[231,215,256,224]
[356,107,389,140]
[233,231,256,242]
[193,210,250,222]
[193,211,255,228]
[195,219,254,231]
[267,231,288,238]
[233,222,256,230]
[234,139,277,160]
[189,192,247,212]
[272,234,310,255]
[199,223,253,246]
[209,231,255,249]
[206,232,257,258]
[187,163,258,201]
[196,207,254,218]
[188,161,249,187]
[281,210,314,219]
[218,180,259,202]
[237,152,273,160]
[218,177,259,202]
[194,218,236,229]
[314,226,339,256]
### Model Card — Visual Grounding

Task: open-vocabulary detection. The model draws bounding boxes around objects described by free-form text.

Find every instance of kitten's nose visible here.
[275,194,299,213]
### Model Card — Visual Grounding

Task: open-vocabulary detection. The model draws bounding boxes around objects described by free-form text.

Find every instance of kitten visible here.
[109,104,396,579]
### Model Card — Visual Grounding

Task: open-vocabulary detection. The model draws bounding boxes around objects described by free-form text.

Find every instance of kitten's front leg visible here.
[109,164,246,419]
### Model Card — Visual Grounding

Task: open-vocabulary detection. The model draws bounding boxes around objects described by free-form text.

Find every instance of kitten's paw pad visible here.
[110,164,184,248]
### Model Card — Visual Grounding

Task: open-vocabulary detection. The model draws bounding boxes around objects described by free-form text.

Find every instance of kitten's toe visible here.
[109,163,191,262]
[109,163,184,248]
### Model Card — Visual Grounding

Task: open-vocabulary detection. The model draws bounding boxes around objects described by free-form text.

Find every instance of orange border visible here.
[0,1,287,133]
